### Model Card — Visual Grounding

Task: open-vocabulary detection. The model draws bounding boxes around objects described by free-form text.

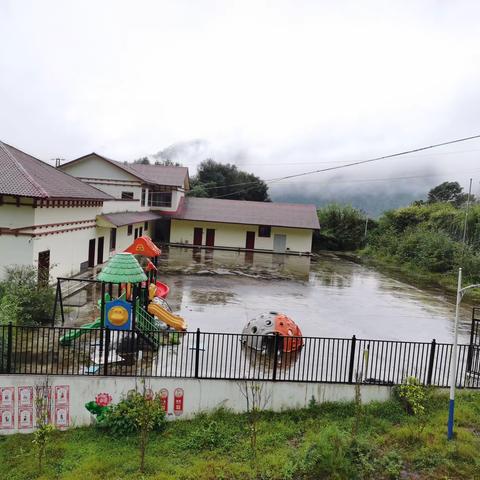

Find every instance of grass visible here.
[1,391,480,479]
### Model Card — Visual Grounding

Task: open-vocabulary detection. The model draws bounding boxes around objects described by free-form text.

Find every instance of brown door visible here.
[245,231,255,249]
[37,250,50,285]
[97,237,104,264]
[88,238,96,267]
[193,227,203,246]
[206,229,215,247]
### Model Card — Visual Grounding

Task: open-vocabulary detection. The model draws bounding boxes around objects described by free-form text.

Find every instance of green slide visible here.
[59,318,101,346]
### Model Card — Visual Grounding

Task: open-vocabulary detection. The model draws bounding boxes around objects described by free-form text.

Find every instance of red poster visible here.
[18,386,33,407]
[0,387,15,430]
[35,386,52,424]
[160,388,168,412]
[54,406,70,428]
[173,388,184,416]
[18,408,33,429]
[55,385,70,406]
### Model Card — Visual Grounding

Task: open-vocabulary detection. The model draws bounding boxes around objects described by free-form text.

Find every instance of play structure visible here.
[59,236,187,353]
[241,312,304,353]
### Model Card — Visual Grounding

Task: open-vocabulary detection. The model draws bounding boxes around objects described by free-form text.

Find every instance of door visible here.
[206,229,215,247]
[37,250,50,285]
[134,228,139,239]
[245,231,255,250]
[193,227,203,246]
[273,234,287,253]
[88,239,96,267]
[97,236,104,264]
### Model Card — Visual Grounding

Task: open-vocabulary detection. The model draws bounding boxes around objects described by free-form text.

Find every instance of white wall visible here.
[0,202,35,228]
[170,219,313,253]
[0,375,392,435]
[102,199,145,214]
[61,155,139,183]
[0,236,34,279]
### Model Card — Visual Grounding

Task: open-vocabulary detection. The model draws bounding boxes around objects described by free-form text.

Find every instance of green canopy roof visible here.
[97,252,147,284]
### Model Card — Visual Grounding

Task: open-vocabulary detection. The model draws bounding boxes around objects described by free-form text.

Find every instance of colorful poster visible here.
[173,388,184,416]
[18,408,33,429]
[18,386,34,430]
[160,388,168,412]
[0,387,15,430]
[54,406,69,428]
[35,386,52,424]
[55,385,69,406]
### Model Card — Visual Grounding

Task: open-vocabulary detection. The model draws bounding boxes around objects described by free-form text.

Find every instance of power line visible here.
[209,133,480,198]
[199,133,480,195]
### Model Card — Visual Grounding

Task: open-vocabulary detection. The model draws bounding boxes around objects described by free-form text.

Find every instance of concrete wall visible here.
[0,375,392,435]
[0,236,34,279]
[170,219,313,253]
[0,201,35,228]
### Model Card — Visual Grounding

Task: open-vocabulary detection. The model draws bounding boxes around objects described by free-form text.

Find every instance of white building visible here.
[0,142,112,280]
[0,142,320,281]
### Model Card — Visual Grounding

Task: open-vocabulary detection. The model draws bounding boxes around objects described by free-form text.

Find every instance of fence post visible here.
[103,328,110,376]
[272,333,279,381]
[194,328,200,379]
[6,322,13,374]
[426,339,436,385]
[348,335,356,383]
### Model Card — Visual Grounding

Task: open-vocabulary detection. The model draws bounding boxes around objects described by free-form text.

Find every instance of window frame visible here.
[258,225,271,238]
[121,191,134,200]
[127,225,133,236]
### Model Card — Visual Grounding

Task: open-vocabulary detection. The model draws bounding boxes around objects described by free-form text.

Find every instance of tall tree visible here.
[427,181,473,206]
[133,157,151,165]
[189,159,270,202]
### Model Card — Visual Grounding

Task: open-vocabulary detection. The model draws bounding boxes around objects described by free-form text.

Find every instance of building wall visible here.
[170,219,313,253]
[0,374,392,435]
[0,236,34,279]
[0,200,35,228]
[60,155,139,182]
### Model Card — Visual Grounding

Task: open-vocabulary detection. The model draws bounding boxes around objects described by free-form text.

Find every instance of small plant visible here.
[33,382,55,473]
[103,386,166,473]
[395,376,429,416]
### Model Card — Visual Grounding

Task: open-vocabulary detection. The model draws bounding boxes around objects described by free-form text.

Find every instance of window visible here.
[144,221,148,231]
[141,188,146,206]
[258,225,271,238]
[139,227,143,237]
[121,191,134,200]
[148,191,172,207]
[110,228,117,250]
[127,225,133,236]
[134,228,139,239]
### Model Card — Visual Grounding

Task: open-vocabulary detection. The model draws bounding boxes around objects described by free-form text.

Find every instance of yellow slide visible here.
[147,303,187,331]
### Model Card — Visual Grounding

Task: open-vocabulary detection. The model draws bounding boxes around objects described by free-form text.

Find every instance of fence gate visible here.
[467,307,480,377]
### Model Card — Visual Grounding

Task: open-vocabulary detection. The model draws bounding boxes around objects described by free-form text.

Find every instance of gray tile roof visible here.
[61,153,189,188]
[0,141,113,200]
[97,211,161,227]
[173,197,320,229]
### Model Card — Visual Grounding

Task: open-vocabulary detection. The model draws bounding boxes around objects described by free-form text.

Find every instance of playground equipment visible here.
[241,312,304,353]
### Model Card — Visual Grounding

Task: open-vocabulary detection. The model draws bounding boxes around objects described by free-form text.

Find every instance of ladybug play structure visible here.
[59,236,186,349]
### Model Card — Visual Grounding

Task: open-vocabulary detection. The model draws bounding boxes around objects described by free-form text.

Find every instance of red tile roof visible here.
[0,142,113,200]
[172,197,320,229]
[61,153,189,188]
[97,211,161,227]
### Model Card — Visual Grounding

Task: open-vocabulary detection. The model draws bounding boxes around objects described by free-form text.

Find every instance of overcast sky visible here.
[1,0,480,195]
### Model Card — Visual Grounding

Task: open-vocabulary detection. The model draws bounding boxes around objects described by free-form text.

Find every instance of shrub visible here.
[103,391,166,436]
[0,265,55,325]
[315,204,370,251]
[394,377,429,416]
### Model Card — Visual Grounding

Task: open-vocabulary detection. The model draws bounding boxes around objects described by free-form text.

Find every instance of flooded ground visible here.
[61,247,473,344]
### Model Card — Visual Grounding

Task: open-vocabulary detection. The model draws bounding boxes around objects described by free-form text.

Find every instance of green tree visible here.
[188,159,270,202]
[427,181,473,206]
[315,204,371,251]
[132,156,151,165]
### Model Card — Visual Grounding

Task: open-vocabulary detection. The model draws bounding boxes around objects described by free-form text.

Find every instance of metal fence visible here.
[0,323,479,388]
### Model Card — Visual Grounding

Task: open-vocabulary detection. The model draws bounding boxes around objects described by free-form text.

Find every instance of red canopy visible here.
[124,236,161,258]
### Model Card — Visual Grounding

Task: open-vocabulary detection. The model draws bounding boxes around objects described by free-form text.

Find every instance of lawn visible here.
[0,391,479,479]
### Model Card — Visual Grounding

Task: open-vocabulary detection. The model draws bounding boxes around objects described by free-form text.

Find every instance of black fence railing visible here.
[0,323,479,388]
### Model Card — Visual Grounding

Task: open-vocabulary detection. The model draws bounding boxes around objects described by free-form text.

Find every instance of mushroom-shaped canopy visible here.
[97,252,147,284]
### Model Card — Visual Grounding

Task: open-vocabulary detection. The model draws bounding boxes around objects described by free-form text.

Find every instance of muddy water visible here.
[154,248,472,344]
[62,247,472,344]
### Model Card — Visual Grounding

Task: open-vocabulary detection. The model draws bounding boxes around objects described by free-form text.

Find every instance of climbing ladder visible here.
[135,305,162,349]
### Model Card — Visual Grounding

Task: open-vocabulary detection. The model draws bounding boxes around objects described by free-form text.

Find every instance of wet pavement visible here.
[62,247,474,344]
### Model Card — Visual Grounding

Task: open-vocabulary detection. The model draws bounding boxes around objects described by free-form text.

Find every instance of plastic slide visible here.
[147,303,187,331]
[148,281,170,301]
[59,318,101,346]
